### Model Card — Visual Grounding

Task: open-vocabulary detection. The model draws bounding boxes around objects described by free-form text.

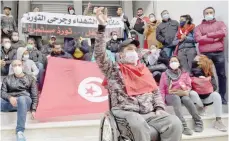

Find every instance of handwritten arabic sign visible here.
[21,12,124,38]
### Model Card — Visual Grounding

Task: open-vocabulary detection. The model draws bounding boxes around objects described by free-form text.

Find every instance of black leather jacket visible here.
[1,74,38,111]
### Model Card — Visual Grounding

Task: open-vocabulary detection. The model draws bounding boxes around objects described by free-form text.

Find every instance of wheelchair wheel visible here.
[99,113,119,141]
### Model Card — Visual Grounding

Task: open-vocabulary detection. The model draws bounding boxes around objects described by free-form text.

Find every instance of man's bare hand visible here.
[3,28,8,34]
[9,97,17,107]
[96,7,107,25]
[31,111,36,120]
[1,60,6,66]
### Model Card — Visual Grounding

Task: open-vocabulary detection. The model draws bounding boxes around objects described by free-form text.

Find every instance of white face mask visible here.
[150,17,155,22]
[112,35,118,40]
[205,14,214,21]
[162,14,170,20]
[13,66,23,75]
[12,36,19,41]
[23,54,30,61]
[93,8,97,14]
[4,42,11,49]
[170,62,180,70]
[125,51,139,65]
[69,10,74,15]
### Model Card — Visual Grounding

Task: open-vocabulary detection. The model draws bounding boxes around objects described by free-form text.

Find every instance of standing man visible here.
[195,7,227,104]
[117,7,130,39]
[130,8,148,49]
[156,10,179,57]
[1,6,18,38]
[1,60,38,141]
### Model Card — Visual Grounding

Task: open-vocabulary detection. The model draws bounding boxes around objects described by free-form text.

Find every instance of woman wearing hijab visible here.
[144,13,162,49]
[189,55,227,132]
[172,15,196,73]
[159,56,203,135]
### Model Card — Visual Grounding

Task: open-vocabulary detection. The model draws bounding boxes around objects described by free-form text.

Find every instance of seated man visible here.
[50,43,73,59]
[1,60,38,141]
[11,31,26,50]
[94,7,182,141]
[26,38,45,90]
[1,37,16,76]
[41,35,56,56]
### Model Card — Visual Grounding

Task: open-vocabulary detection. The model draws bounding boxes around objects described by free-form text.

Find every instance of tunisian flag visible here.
[35,57,108,120]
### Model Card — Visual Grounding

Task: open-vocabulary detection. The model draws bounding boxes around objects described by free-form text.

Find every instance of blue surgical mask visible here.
[162,14,170,20]
[180,21,186,27]
[205,14,214,21]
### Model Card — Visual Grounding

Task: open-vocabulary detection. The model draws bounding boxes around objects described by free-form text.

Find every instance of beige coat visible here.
[144,20,163,48]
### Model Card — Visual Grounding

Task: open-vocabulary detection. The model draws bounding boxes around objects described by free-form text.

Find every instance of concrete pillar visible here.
[122,1,133,20]
[73,0,82,15]
[18,1,30,41]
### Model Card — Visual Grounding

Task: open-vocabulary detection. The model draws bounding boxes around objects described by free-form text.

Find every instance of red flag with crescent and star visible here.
[35,57,108,120]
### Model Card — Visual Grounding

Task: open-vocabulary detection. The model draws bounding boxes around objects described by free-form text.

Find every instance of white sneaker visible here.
[17,131,26,141]
[213,120,227,132]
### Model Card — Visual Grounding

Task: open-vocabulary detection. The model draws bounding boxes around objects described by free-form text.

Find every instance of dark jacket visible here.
[0,46,16,65]
[11,40,26,50]
[1,14,17,32]
[51,51,73,59]
[1,74,38,111]
[41,44,53,56]
[156,19,179,47]
[173,31,196,50]
[106,39,121,53]
[28,48,44,63]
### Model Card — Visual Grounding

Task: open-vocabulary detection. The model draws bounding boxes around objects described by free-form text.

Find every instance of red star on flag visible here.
[86,86,96,96]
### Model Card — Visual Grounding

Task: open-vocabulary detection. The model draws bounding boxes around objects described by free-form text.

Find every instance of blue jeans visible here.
[204,52,227,101]
[35,62,45,90]
[1,96,32,133]
[163,47,174,58]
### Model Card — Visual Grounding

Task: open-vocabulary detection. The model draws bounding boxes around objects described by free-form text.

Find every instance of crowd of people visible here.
[0,3,228,141]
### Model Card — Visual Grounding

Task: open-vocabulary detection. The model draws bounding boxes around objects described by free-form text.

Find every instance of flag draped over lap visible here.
[35,57,108,120]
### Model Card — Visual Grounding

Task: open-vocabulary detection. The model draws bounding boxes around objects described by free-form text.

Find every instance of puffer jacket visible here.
[156,19,179,47]
[1,74,38,111]
[1,14,17,32]
[0,46,16,65]
[173,31,196,50]
[11,40,26,50]
[28,48,44,63]
[106,39,121,53]
[194,19,227,53]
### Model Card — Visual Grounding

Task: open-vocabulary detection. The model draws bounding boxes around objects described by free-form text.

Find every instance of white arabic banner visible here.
[21,12,124,29]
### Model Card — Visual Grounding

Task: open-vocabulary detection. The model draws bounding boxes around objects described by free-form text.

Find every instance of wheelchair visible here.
[99,93,160,141]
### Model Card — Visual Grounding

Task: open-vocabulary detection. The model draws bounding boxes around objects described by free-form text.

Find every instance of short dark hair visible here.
[2,36,10,42]
[161,10,168,16]
[27,38,36,43]
[180,14,193,24]
[203,7,215,15]
[110,31,117,36]
[137,8,143,11]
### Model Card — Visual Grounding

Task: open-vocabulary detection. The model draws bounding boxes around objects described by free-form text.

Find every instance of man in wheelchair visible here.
[94,7,183,141]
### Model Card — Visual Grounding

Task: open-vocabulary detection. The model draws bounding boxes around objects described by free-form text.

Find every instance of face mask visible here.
[151,48,157,53]
[93,9,97,14]
[150,17,155,22]
[13,66,23,75]
[205,14,214,21]
[23,54,30,60]
[26,44,34,50]
[4,42,11,49]
[170,62,180,70]
[12,36,19,41]
[162,14,170,20]
[180,21,186,27]
[125,51,139,65]
[112,35,118,40]
[69,10,74,15]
